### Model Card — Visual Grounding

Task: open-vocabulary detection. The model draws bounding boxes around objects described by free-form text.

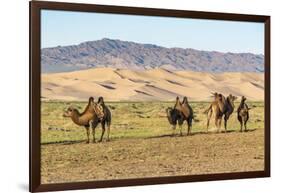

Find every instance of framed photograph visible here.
[30,1,270,192]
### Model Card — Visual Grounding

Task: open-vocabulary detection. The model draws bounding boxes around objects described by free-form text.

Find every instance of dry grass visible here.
[41,101,264,184]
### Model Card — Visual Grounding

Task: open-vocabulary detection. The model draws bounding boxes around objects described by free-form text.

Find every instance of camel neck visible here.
[239,100,246,109]
[70,111,83,126]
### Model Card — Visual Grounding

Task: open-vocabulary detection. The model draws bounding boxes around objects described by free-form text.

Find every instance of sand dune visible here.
[41,68,264,101]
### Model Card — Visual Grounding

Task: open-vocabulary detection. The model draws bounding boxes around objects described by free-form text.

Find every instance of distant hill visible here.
[41,38,264,73]
[41,68,264,101]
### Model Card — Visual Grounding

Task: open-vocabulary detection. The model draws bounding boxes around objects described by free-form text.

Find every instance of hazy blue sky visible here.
[41,10,264,54]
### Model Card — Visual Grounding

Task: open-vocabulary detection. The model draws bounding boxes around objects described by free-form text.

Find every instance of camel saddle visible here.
[93,103,104,120]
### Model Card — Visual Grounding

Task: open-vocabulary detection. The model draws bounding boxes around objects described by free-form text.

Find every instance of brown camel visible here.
[237,96,250,132]
[63,97,111,143]
[205,93,237,132]
[173,96,194,135]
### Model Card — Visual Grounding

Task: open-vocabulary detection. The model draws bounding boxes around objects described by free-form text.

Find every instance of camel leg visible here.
[186,121,189,136]
[224,117,228,133]
[85,126,90,144]
[187,119,192,136]
[179,124,183,136]
[215,116,221,133]
[178,119,184,136]
[215,118,218,133]
[99,122,106,142]
[171,124,176,136]
[91,120,99,143]
[244,122,248,132]
[216,116,222,133]
[240,121,243,132]
[224,116,228,132]
[187,124,191,136]
[206,110,212,132]
[218,118,222,133]
[106,121,111,142]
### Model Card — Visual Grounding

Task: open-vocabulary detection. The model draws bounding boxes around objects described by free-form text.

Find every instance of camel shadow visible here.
[192,128,257,135]
[144,128,258,140]
[41,129,259,145]
[241,128,257,132]
[145,134,175,139]
[41,140,86,145]
[41,139,114,145]
[145,131,233,139]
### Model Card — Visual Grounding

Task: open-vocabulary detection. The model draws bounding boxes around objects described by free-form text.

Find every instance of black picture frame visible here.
[30,1,270,192]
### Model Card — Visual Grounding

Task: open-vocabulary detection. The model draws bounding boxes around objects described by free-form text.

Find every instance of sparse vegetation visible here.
[41,100,264,144]
[41,100,264,183]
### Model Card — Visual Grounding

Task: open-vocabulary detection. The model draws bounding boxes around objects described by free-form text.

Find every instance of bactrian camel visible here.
[166,96,194,136]
[63,97,111,143]
[205,93,237,132]
[237,96,250,132]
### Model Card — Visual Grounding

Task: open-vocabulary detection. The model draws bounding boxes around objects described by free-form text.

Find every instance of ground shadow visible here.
[41,128,258,145]
[144,128,257,140]
[41,139,86,145]
[145,134,175,139]
[243,128,257,132]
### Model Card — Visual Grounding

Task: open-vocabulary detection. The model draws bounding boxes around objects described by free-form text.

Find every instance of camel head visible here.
[63,107,78,118]
[211,92,222,101]
[166,107,177,125]
[240,96,251,110]
[166,107,173,124]
[211,92,218,97]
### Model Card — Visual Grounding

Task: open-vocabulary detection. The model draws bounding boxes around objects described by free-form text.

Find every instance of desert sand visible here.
[41,67,264,101]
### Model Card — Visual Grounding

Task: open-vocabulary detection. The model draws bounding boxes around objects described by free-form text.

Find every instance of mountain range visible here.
[41,38,264,73]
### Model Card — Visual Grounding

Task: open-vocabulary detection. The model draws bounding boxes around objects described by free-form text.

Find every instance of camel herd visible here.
[167,93,251,135]
[63,93,250,143]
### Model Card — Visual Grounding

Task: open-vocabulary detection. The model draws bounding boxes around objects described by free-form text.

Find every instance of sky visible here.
[41,10,264,54]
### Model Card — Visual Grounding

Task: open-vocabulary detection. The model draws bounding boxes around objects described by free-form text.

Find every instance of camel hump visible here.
[98,97,105,106]
[174,96,191,117]
[181,104,192,118]
[89,96,94,102]
[174,96,182,110]
[182,96,189,105]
